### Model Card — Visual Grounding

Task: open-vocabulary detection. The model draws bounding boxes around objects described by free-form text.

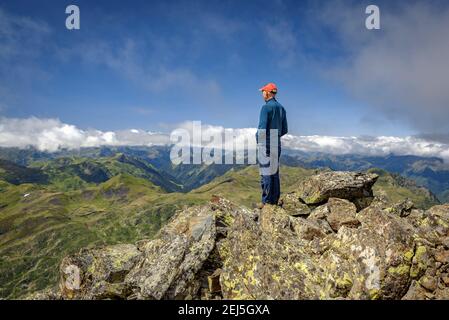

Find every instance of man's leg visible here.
[273,146,281,204]
[271,170,280,204]
[261,174,271,204]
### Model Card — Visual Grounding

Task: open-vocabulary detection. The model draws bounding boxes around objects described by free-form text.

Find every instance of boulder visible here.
[416,204,449,246]
[124,205,216,299]
[220,205,324,299]
[386,199,415,217]
[326,198,360,232]
[59,244,142,299]
[279,192,311,216]
[319,206,417,300]
[290,217,332,241]
[295,171,378,207]
[308,204,330,220]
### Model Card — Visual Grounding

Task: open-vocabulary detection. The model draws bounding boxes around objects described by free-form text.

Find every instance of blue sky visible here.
[1,0,449,137]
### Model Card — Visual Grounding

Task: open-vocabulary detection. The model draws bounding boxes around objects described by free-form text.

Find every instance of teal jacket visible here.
[257,98,288,145]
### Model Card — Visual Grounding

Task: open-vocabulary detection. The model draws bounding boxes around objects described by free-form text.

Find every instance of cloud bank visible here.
[1,117,449,161]
[0,117,170,152]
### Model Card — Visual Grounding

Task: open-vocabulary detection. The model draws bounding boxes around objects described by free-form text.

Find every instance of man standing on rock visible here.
[256,83,288,208]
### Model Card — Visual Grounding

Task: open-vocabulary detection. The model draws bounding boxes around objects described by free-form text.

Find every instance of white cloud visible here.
[0,117,169,152]
[2,117,449,162]
[282,134,449,160]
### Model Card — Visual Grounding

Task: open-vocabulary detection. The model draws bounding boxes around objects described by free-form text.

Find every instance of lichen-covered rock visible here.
[125,205,216,299]
[51,197,246,300]
[402,280,428,300]
[320,206,417,300]
[296,171,378,206]
[279,192,311,216]
[33,171,449,300]
[386,199,415,217]
[220,205,324,299]
[59,244,142,299]
[416,204,449,246]
[24,288,62,300]
[308,204,330,220]
[291,217,332,241]
[326,198,360,232]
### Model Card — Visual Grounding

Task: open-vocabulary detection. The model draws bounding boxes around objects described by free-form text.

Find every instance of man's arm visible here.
[281,107,288,136]
[256,105,268,144]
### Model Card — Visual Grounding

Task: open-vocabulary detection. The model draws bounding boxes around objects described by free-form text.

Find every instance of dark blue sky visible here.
[1,0,448,136]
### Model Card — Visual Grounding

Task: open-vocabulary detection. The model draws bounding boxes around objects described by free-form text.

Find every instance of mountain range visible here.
[0,145,447,298]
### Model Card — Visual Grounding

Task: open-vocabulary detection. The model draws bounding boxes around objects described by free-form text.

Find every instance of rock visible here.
[419,275,437,292]
[406,209,426,227]
[220,205,323,299]
[124,205,217,299]
[24,288,61,300]
[427,204,449,221]
[30,171,449,300]
[59,244,142,299]
[321,205,416,300]
[386,199,415,217]
[279,192,311,216]
[290,217,331,241]
[434,249,449,264]
[326,198,360,232]
[56,198,245,300]
[208,269,222,294]
[295,171,378,206]
[442,274,449,286]
[416,204,449,245]
[402,281,428,300]
[308,204,330,220]
[352,197,375,212]
[434,287,449,299]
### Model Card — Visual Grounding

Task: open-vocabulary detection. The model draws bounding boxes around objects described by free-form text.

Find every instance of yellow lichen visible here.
[388,264,410,275]
[335,273,353,289]
[403,249,414,263]
[294,262,308,274]
[369,288,380,300]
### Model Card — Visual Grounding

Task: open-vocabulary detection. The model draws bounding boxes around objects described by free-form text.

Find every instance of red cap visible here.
[259,83,278,93]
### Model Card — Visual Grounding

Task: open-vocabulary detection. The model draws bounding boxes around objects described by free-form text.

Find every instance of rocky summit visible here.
[28,171,449,300]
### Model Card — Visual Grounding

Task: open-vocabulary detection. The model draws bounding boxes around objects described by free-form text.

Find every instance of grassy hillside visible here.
[368,168,440,209]
[0,159,49,185]
[0,175,207,298]
[30,154,183,193]
[190,165,318,207]
[0,162,441,298]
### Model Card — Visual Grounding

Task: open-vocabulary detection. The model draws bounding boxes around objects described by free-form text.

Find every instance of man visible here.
[256,82,288,207]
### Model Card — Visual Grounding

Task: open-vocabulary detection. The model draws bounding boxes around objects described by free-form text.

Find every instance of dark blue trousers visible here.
[261,169,280,205]
[259,145,281,205]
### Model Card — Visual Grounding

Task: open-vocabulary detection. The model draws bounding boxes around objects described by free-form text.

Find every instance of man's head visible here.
[259,83,278,101]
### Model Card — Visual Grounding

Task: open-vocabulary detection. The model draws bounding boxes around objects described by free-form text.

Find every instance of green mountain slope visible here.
[29,154,182,192]
[2,146,449,200]
[0,159,49,185]
[0,161,441,299]
[190,165,317,207]
[369,168,440,209]
[0,175,205,298]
